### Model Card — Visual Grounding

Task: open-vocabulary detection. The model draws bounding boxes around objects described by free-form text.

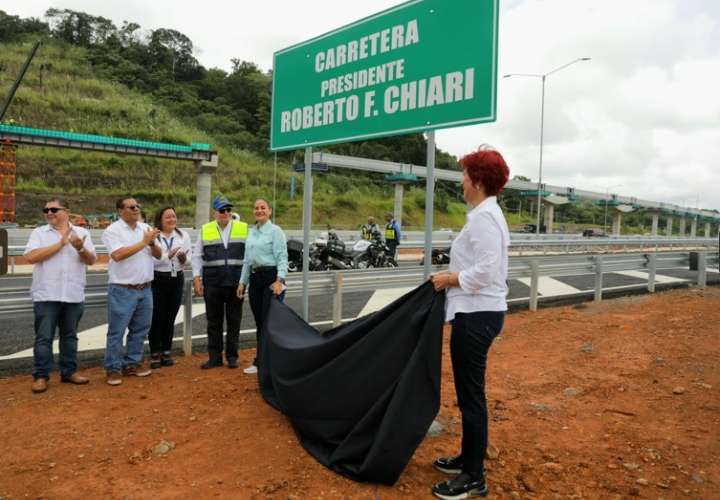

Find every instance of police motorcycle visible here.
[353,230,399,269]
[420,247,451,266]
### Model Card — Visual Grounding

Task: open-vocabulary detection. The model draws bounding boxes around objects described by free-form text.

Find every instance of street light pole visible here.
[504,57,591,235]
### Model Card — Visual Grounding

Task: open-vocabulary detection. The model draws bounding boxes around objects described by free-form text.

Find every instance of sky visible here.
[5,0,720,212]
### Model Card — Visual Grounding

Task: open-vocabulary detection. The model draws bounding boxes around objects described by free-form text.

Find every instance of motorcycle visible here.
[419,247,450,266]
[353,234,399,269]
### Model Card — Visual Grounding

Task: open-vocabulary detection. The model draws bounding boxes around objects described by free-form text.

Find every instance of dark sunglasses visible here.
[42,207,66,214]
[217,207,232,214]
[124,204,141,210]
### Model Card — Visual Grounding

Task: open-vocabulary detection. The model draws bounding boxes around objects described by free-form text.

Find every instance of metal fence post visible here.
[594,255,604,302]
[529,261,539,312]
[10,256,15,274]
[697,251,707,288]
[183,279,193,356]
[333,272,344,327]
[647,253,656,293]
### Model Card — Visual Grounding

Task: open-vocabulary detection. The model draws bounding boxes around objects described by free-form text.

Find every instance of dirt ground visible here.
[1,287,718,499]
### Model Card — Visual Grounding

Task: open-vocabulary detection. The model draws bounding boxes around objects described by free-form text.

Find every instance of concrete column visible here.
[544,204,555,234]
[393,183,404,229]
[679,218,686,236]
[612,212,622,236]
[690,218,697,238]
[705,223,711,238]
[666,217,673,236]
[194,156,218,229]
[651,212,659,236]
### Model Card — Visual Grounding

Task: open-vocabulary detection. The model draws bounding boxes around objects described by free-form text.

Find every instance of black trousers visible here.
[204,285,243,362]
[248,268,285,365]
[386,241,398,259]
[450,310,504,475]
[149,272,184,355]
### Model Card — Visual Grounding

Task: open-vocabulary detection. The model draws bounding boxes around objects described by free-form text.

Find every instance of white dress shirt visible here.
[191,221,232,278]
[102,219,155,285]
[24,224,96,303]
[445,196,510,322]
[153,229,192,273]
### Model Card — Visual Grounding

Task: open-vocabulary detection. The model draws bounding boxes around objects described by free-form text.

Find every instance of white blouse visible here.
[153,229,192,274]
[445,196,510,322]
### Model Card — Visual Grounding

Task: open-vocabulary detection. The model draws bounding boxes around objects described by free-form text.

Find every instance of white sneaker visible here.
[243,365,258,374]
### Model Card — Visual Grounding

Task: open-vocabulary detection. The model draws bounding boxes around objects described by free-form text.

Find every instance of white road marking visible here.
[357,287,413,317]
[517,276,581,297]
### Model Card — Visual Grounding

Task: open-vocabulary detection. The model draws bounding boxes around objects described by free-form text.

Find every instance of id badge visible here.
[171,268,178,278]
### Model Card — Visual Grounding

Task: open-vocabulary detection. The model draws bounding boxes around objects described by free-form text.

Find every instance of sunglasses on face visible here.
[124,204,141,210]
[42,207,66,214]
[217,207,232,214]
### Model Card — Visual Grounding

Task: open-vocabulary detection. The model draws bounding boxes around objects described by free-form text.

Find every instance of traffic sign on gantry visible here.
[270,0,499,151]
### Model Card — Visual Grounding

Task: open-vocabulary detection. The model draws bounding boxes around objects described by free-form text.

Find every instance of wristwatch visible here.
[278,278,286,284]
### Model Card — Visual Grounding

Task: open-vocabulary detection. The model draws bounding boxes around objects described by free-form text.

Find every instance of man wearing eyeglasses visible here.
[101,197,161,386]
[191,195,248,369]
[24,198,97,393]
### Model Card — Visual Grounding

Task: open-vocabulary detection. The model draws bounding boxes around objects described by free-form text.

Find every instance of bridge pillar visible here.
[690,218,697,238]
[705,222,711,238]
[666,216,673,236]
[679,218,686,236]
[650,212,659,236]
[612,212,622,236]
[394,183,404,229]
[544,204,555,234]
[194,155,218,229]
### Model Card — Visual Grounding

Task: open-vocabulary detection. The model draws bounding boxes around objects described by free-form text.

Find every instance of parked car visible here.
[521,223,547,234]
[582,228,608,237]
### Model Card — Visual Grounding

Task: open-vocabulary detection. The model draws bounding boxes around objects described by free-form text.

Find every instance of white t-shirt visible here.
[445,196,510,322]
[24,224,95,302]
[102,219,155,285]
[153,229,192,273]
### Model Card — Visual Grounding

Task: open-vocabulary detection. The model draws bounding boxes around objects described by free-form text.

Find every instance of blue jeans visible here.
[104,285,153,372]
[32,301,84,380]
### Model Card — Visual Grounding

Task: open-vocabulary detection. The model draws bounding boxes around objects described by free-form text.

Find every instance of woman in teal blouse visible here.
[237,198,288,374]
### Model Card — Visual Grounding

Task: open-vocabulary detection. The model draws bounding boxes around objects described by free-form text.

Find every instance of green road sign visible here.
[270,0,499,151]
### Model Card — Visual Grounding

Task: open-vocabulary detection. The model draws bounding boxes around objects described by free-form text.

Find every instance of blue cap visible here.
[212,195,233,211]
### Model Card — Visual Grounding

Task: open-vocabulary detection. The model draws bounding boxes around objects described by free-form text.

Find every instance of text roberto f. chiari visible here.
[279,18,476,134]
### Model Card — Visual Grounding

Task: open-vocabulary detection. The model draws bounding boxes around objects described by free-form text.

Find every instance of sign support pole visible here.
[302,146,313,321]
[423,131,436,279]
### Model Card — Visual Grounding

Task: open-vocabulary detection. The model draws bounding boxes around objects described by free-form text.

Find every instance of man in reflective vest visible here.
[360,216,380,241]
[191,195,248,369]
[384,211,401,259]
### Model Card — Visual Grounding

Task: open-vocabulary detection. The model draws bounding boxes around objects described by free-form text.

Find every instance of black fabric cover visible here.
[258,282,445,485]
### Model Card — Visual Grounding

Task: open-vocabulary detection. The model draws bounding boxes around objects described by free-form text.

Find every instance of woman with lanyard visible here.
[236,198,288,375]
[149,207,192,369]
[429,146,510,500]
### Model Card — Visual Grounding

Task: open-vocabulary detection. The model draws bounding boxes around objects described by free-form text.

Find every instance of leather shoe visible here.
[433,472,488,499]
[201,359,223,369]
[61,373,89,385]
[227,359,239,369]
[32,378,48,393]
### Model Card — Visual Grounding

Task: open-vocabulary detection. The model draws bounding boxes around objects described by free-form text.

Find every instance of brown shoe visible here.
[122,364,152,377]
[32,378,48,393]
[61,373,89,385]
[106,372,123,386]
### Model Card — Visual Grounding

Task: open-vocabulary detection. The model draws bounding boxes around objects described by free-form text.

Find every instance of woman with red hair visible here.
[430,145,511,499]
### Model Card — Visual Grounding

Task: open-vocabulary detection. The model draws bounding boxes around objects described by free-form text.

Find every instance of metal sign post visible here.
[423,132,435,279]
[302,147,313,320]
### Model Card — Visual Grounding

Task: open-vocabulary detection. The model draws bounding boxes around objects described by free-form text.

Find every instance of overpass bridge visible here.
[313,152,720,238]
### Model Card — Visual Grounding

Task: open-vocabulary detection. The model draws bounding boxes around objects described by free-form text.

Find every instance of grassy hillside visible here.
[1,39,531,229]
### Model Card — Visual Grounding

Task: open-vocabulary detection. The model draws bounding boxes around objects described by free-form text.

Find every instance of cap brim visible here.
[216,205,233,210]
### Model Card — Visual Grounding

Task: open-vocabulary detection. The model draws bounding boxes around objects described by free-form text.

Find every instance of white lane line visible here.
[614,270,687,283]
[517,276,581,297]
[357,287,413,317]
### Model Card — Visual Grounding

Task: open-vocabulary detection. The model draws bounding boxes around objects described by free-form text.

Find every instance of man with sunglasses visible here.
[24,198,97,393]
[101,197,161,386]
[191,195,248,369]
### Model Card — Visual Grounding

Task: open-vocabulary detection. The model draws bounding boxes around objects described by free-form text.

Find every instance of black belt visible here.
[114,282,152,290]
[154,270,183,278]
[252,266,277,274]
